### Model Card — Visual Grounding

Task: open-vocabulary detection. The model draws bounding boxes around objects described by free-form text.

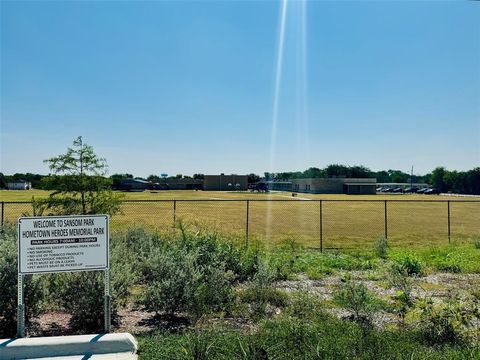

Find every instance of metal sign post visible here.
[17,215,109,337]
[104,269,111,333]
[17,274,25,338]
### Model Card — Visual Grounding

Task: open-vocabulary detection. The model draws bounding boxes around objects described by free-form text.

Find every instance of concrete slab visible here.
[0,333,137,360]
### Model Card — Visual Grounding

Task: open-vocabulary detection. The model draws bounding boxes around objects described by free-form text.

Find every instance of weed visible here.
[181,331,219,360]
[374,236,389,259]
[267,239,300,280]
[286,290,326,320]
[473,237,480,250]
[387,265,415,326]
[238,263,288,318]
[333,279,382,329]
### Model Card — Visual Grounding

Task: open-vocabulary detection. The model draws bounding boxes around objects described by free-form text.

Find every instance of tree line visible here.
[2,164,479,195]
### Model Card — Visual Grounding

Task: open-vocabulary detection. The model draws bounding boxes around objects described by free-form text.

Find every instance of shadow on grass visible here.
[136,313,190,335]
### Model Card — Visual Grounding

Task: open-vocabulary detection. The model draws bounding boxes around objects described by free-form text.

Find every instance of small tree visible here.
[43,136,122,215]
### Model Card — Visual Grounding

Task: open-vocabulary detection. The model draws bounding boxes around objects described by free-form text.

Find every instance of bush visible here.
[417,298,477,346]
[0,227,44,337]
[140,230,247,320]
[374,236,389,259]
[49,272,106,332]
[395,254,423,276]
[333,279,383,328]
[45,230,138,333]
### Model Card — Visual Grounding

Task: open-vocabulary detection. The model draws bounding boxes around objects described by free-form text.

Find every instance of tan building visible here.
[203,174,248,191]
[292,178,376,195]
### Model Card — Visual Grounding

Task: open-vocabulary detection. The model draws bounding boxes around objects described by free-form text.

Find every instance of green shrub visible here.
[374,236,389,259]
[0,227,44,337]
[333,279,383,328]
[395,254,423,276]
[44,229,138,332]
[141,231,245,320]
[50,272,106,332]
[417,298,477,346]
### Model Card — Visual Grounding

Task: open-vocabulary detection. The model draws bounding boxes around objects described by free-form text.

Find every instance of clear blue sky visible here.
[1,0,479,177]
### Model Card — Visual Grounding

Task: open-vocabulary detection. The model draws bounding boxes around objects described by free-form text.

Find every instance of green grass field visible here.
[1,189,479,249]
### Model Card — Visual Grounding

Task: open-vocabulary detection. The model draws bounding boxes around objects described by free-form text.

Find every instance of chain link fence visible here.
[2,199,479,250]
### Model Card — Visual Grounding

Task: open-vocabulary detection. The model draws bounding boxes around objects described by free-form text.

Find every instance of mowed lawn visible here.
[1,189,479,249]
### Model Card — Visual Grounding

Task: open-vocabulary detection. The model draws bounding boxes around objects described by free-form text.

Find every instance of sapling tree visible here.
[42,136,122,215]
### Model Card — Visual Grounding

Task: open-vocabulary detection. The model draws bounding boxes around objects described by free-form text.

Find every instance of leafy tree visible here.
[43,136,123,215]
[146,174,161,182]
[388,170,409,183]
[302,167,325,178]
[110,173,134,189]
[193,173,205,180]
[465,168,480,194]
[430,167,447,192]
[375,170,390,183]
[0,173,6,189]
[325,164,349,177]
[247,173,260,184]
[349,166,372,178]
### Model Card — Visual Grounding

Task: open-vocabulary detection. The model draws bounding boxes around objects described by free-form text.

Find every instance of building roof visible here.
[7,180,30,183]
[344,182,377,186]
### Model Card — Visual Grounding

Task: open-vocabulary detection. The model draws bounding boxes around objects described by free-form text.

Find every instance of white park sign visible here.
[17,214,111,337]
[18,215,109,274]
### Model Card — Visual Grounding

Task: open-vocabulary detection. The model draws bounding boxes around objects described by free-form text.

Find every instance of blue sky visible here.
[1,0,479,177]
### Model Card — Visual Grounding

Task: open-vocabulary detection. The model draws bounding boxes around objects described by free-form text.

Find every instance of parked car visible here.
[393,187,403,193]
[404,187,418,193]
[381,187,392,192]
[424,188,440,195]
[417,188,429,194]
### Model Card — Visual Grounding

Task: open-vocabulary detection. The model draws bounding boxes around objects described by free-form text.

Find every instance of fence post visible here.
[1,201,4,229]
[245,200,250,247]
[319,200,323,252]
[173,200,177,228]
[384,200,388,239]
[447,200,451,244]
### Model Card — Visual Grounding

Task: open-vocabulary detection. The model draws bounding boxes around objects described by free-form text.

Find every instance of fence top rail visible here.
[2,199,480,204]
